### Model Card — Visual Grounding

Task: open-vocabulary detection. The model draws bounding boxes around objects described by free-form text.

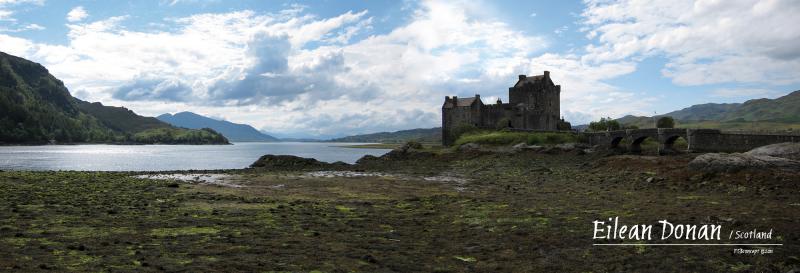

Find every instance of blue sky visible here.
[1,0,799,138]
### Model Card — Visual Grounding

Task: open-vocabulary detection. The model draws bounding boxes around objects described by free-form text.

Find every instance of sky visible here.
[1,0,799,139]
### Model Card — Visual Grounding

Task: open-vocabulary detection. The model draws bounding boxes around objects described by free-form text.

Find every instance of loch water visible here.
[0,142,391,171]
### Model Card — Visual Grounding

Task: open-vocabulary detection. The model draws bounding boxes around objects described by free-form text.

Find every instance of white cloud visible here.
[66,6,88,22]
[2,0,710,134]
[166,0,221,6]
[0,9,13,21]
[0,0,44,21]
[554,25,568,36]
[580,0,800,86]
[0,22,44,32]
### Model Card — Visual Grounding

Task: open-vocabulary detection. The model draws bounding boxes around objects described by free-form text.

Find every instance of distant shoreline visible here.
[337,143,401,149]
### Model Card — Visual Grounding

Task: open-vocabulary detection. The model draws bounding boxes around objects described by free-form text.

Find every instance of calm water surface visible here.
[0,142,390,171]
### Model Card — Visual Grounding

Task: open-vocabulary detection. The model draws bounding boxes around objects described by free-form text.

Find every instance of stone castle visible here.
[442,71,567,145]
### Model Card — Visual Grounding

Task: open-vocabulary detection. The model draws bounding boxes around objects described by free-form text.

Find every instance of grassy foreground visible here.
[0,150,798,272]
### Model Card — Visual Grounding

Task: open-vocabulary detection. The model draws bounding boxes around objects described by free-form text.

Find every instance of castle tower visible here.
[508,71,560,130]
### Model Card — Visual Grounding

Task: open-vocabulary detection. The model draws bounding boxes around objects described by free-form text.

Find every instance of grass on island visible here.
[453,130,583,147]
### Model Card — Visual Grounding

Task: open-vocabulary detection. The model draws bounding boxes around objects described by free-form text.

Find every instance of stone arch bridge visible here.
[584,128,800,154]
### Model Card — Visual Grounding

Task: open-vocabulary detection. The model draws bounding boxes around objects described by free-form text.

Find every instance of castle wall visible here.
[481,104,512,129]
[442,104,483,145]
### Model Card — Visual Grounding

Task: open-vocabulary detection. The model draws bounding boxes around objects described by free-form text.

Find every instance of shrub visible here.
[450,122,480,141]
[588,117,621,132]
[495,118,512,130]
[657,116,675,128]
[404,140,423,150]
[557,119,572,131]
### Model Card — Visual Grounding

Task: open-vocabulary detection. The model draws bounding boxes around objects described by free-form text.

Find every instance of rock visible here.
[331,161,349,166]
[688,153,800,173]
[355,155,380,165]
[547,143,590,154]
[458,143,480,151]
[381,141,425,159]
[512,142,527,150]
[401,141,423,150]
[555,143,576,151]
[745,142,800,160]
[249,155,327,169]
[512,143,543,152]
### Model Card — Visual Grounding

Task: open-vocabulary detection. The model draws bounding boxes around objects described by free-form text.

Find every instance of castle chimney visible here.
[518,74,526,81]
[544,71,550,77]
[496,98,502,104]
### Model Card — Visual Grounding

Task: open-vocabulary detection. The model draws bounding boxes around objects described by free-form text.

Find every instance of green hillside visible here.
[328,127,442,143]
[0,51,228,144]
[77,101,168,133]
[616,91,800,130]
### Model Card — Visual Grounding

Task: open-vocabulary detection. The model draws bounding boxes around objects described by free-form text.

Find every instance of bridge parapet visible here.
[582,128,798,154]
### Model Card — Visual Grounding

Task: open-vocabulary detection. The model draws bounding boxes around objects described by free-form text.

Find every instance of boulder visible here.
[400,141,423,150]
[688,153,800,173]
[355,154,381,165]
[249,155,327,169]
[458,143,481,151]
[512,143,543,152]
[543,143,589,154]
[745,142,800,160]
[378,141,425,160]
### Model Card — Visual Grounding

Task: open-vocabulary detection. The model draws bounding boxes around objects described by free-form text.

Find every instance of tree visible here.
[657,116,675,128]
[557,117,572,131]
[495,117,512,130]
[588,117,621,132]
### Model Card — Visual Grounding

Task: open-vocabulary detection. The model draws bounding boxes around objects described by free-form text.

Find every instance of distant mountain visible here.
[0,51,228,144]
[328,127,441,143]
[157,112,278,142]
[277,138,322,142]
[615,91,800,130]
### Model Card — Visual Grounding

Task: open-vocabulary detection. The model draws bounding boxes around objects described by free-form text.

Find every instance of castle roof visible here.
[455,97,478,107]
[514,75,545,87]
[443,96,481,108]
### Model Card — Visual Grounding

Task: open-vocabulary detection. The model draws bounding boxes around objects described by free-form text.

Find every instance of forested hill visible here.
[0,51,228,144]
[157,112,278,142]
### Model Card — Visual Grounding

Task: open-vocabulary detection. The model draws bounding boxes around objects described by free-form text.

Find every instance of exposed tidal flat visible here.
[0,147,798,272]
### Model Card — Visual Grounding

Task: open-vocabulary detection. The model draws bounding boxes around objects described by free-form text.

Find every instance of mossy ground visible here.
[0,150,798,272]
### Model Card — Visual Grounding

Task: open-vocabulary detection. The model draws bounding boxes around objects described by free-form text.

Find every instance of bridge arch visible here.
[661,134,688,154]
[630,136,651,154]
[610,136,624,148]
